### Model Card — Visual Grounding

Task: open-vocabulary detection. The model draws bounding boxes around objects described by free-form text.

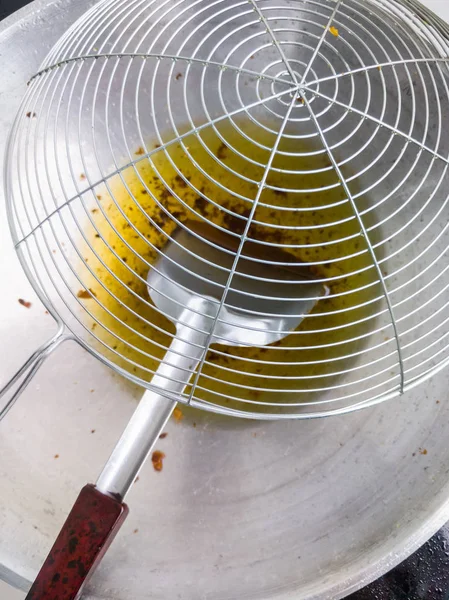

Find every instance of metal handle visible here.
[0,327,67,420]
[96,298,215,499]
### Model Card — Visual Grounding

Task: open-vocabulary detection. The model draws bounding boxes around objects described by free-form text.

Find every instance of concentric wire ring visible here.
[5,0,449,418]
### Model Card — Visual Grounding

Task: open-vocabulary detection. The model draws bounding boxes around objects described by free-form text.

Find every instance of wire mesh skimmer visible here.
[2,0,449,425]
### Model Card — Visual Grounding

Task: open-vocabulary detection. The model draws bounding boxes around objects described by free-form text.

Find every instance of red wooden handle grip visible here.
[25,484,128,600]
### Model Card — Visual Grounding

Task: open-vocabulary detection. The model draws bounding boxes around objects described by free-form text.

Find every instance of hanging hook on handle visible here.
[0,326,69,420]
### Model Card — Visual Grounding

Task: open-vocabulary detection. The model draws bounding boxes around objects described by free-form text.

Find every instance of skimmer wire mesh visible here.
[5,0,449,418]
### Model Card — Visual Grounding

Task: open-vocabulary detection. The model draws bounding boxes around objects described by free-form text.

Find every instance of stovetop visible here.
[349,525,449,600]
[2,0,449,598]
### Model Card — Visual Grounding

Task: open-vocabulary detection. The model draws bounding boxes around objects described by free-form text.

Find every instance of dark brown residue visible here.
[216,142,228,159]
[18,298,32,308]
[223,212,246,235]
[194,195,208,212]
[174,174,188,188]
[273,189,288,197]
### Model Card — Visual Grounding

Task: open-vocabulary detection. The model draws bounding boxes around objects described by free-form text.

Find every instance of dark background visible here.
[0,0,29,19]
[2,0,449,598]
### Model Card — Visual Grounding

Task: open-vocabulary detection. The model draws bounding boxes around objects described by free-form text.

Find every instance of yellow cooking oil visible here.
[79,120,380,410]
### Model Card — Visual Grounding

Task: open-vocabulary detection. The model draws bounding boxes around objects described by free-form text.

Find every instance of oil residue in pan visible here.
[79,120,380,409]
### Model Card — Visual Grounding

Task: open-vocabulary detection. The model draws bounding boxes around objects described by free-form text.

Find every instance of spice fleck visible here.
[172,407,183,422]
[151,450,165,472]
